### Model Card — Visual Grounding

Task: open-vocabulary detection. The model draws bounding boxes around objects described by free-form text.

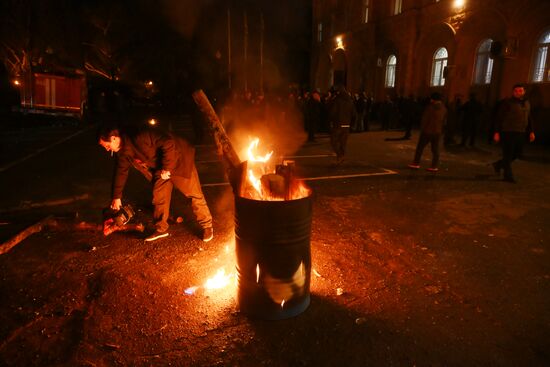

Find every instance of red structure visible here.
[18,72,87,119]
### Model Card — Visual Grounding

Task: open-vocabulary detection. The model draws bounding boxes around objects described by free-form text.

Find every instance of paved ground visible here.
[0,113,549,366]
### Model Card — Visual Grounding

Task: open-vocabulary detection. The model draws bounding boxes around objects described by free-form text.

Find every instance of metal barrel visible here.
[235,194,312,320]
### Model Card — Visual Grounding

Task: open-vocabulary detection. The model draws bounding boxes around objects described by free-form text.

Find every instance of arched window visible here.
[473,39,494,85]
[431,47,448,86]
[532,30,550,83]
[393,0,402,15]
[385,55,397,88]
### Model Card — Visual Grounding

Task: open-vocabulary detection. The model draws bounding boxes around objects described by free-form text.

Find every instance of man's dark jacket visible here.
[112,129,195,199]
[496,97,532,133]
[328,91,357,128]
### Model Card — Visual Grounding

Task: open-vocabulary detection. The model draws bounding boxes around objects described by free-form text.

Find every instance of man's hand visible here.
[110,198,122,211]
[529,132,535,143]
[160,170,171,180]
[493,132,500,143]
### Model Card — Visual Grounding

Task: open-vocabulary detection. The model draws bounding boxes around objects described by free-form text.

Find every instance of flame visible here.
[204,268,231,290]
[247,138,273,162]
[241,137,311,201]
[281,300,285,308]
[256,264,260,283]
[248,169,262,194]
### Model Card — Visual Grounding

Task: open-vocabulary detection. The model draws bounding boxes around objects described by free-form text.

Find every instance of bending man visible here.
[98,126,213,242]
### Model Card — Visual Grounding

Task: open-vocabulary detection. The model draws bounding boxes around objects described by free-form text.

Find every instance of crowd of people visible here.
[208,86,496,148]
[210,84,534,179]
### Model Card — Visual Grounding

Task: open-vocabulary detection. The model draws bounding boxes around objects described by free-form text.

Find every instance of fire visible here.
[241,137,311,201]
[204,268,232,290]
[248,169,262,193]
[247,137,273,162]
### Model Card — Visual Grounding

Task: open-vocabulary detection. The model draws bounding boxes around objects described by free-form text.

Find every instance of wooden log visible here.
[276,160,295,200]
[239,161,249,198]
[260,173,286,199]
[192,90,241,169]
[0,216,54,255]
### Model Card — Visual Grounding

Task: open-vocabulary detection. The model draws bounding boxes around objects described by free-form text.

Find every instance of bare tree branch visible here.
[84,62,111,80]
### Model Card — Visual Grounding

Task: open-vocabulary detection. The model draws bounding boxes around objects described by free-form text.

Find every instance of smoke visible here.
[220,97,307,162]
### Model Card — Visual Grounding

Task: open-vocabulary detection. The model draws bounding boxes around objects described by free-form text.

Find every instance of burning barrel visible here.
[235,194,312,320]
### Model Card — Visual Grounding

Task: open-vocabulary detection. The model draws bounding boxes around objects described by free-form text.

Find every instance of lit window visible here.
[473,39,494,85]
[431,47,448,86]
[532,30,550,83]
[385,55,397,88]
[393,0,402,15]
[364,0,369,23]
[318,23,323,43]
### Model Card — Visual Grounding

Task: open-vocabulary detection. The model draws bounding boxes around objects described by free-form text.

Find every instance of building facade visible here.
[310,0,550,139]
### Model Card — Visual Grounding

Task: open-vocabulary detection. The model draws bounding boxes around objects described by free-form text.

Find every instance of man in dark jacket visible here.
[492,84,535,183]
[460,93,483,147]
[408,92,447,171]
[98,126,213,242]
[328,85,357,164]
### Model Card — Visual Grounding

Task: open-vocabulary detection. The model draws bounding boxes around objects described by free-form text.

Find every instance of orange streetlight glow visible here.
[336,36,344,50]
[453,0,465,9]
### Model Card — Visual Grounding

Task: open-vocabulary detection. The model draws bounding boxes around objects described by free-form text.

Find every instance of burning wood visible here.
[192,90,311,201]
[240,138,310,201]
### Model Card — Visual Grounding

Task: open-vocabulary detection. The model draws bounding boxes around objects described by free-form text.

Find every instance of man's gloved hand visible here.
[160,170,171,180]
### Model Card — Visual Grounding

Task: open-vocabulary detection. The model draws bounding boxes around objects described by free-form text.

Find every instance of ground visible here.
[0,115,549,366]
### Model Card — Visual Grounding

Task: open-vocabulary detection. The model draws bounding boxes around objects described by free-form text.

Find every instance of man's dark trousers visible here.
[152,167,212,232]
[494,131,524,180]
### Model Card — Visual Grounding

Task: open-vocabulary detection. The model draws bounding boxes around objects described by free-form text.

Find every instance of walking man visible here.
[328,85,357,164]
[408,92,447,172]
[492,84,535,183]
[98,125,214,242]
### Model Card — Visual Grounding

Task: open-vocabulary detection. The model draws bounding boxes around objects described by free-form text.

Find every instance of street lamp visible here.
[453,0,465,10]
[335,36,344,50]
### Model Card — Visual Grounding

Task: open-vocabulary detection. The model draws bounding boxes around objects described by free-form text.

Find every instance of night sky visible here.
[0,0,312,104]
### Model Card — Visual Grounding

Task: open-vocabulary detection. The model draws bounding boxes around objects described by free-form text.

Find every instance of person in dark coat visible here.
[328,85,357,164]
[305,90,322,142]
[460,93,483,147]
[98,126,213,242]
[492,84,535,183]
[408,92,447,171]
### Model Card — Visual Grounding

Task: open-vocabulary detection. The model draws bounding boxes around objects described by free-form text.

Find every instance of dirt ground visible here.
[1,127,550,366]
